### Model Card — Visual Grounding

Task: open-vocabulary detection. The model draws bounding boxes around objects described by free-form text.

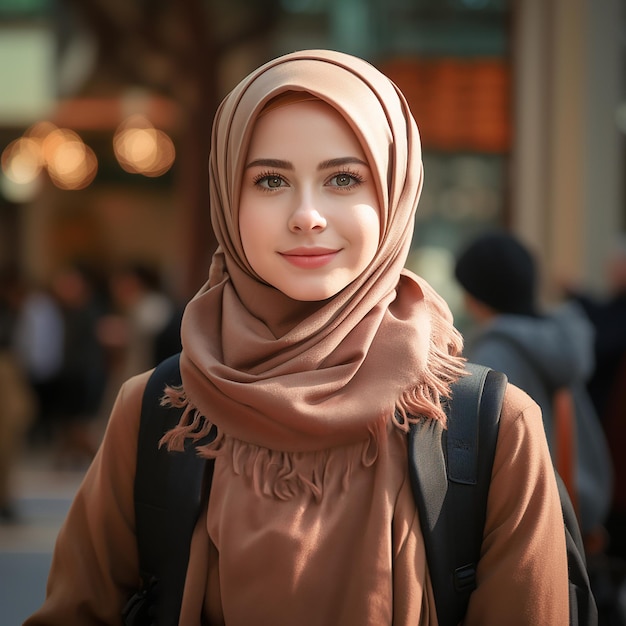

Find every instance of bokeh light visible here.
[113,114,175,177]
[1,136,44,184]
[1,122,98,191]
[43,128,98,190]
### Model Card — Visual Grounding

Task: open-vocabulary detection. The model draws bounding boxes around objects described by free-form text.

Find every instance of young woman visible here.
[26,49,569,625]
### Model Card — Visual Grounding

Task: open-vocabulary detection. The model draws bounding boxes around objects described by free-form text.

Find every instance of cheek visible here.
[238,192,261,236]
[355,206,381,260]
[238,205,262,264]
[239,204,279,278]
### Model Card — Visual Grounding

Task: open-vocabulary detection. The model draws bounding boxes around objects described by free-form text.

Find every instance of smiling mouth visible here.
[279,248,339,269]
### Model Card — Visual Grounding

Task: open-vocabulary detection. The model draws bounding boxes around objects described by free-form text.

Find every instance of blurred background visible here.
[1,0,624,308]
[0,0,624,623]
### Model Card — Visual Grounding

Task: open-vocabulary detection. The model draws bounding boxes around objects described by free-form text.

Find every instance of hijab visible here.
[164,48,464,460]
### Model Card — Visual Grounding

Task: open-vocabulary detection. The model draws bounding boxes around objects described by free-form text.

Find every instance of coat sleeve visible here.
[24,371,151,626]
[464,383,570,626]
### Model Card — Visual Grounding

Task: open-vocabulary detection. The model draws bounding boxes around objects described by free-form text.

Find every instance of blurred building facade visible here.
[0,0,624,310]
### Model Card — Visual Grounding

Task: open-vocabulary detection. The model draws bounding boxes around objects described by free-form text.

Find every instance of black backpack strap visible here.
[557,471,597,624]
[122,353,213,626]
[408,362,507,626]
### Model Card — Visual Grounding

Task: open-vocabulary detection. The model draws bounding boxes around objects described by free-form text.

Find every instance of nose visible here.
[288,194,327,233]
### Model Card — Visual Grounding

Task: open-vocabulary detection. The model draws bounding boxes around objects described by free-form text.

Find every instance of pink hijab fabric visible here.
[165,49,464,456]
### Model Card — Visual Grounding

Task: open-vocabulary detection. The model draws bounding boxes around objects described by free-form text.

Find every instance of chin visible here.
[286,291,338,302]
[279,283,345,302]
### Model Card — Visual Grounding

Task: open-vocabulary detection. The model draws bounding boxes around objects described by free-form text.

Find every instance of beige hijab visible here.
[164,49,464,461]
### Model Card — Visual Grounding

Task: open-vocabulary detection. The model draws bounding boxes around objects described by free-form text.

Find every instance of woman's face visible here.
[239,99,380,301]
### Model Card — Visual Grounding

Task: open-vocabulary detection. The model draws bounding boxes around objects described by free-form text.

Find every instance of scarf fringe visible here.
[394,309,467,430]
[159,386,224,453]
[159,384,381,502]
[228,437,375,502]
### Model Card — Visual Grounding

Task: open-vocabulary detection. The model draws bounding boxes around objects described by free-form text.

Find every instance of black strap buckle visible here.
[454,563,477,593]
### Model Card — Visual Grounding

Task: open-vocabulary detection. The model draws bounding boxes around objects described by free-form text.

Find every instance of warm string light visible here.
[113,114,175,177]
[1,136,43,185]
[1,115,176,196]
[1,121,97,190]
[43,128,97,190]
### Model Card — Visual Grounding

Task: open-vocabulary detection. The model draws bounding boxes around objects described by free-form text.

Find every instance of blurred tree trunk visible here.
[61,0,279,300]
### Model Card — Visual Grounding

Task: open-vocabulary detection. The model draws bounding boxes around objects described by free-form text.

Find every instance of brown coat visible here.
[25,371,569,625]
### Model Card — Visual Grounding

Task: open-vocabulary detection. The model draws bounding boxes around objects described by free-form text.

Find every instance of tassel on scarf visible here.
[159,385,223,454]
[395,304,467,428]
[159,383,386,502]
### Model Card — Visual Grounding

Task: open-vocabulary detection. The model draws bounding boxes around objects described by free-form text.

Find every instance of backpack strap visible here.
[558,471,595,624]
[122,353,212,626]
[408,362,507,626]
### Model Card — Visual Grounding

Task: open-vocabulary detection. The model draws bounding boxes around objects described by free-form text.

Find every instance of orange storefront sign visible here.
[381,57,511,153]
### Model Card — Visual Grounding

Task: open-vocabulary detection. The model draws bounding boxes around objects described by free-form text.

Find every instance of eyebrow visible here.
[246,158,292,170]
[245,156,369,170]
[318,157,369,170]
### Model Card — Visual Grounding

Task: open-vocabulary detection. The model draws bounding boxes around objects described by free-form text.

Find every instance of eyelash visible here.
[331,168,365,189]
[251,171,284,190]
[251,168,366,191]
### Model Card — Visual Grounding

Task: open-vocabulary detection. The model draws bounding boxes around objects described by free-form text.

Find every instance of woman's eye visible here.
[328,172,363,188]
[255,174,285,189]
[266,176,283,188]
[335,174,352,187]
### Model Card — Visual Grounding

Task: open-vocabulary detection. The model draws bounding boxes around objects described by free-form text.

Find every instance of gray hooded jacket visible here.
[464,301,613,534]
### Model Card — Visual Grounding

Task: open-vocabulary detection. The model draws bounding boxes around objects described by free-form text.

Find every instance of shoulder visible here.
[500,381,539,423]
[98,370,153,471]
[65,370,154,541]
[111,370,153,426]
[492,382,554,498]
[497,382,545,455]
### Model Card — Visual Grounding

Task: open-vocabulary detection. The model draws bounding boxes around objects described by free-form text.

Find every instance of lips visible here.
[279,247,340,269]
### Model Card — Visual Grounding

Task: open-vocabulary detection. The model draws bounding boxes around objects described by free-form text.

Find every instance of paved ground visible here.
[0,451,86,626]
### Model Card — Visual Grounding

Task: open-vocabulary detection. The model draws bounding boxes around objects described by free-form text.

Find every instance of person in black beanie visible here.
[455,231,538,317]
[454,230,612,542]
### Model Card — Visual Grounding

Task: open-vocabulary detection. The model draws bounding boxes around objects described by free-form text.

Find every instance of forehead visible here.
[247,99,367,157]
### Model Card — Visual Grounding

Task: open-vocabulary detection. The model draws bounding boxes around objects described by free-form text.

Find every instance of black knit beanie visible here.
[454,231,538,316]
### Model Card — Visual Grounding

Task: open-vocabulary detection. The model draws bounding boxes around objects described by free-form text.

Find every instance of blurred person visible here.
[50,263,109,468]
[454,230,613,544]
[100,263,175,381]
[568,237,626,563]
[0,269,36,522]
[96,262,176,420]
[13,277,64,446]
[568,236,626,424]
